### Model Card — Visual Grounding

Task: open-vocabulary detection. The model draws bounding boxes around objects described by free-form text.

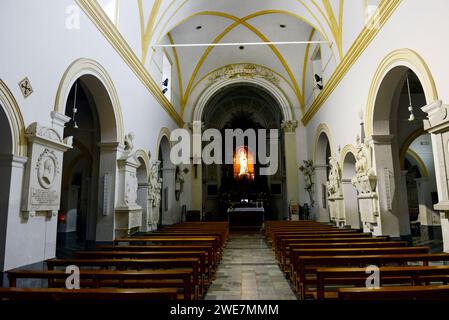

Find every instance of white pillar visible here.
[342,179,361,229]
[421,100,449,251]
[314,165,330,222]
[282,121,299,220]
[95,142,122,242]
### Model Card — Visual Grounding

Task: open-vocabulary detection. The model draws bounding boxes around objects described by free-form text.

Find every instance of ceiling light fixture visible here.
[152,40,329,48]
[406,73,415,122]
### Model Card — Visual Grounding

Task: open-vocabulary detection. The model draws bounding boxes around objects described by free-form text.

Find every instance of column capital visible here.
[187,121,204,132]
[281,120,298,133]
[421,100,449,133]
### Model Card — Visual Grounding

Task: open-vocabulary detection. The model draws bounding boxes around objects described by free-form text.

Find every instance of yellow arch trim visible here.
[365,48,439,137]
[54,58,125,144]
[156,127,172,159]
[139,0,163,65]
[322,0,343,58]
[313,123,335,165]
[0,80,27,157]
[302,29,316,105]
[339,144,358,168]
[404,149,429,178]
[167,32,183,104]
[180,10,311,111]
[135,148,151,179]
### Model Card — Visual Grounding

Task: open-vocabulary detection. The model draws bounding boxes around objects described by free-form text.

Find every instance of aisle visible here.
[205,232,297,300]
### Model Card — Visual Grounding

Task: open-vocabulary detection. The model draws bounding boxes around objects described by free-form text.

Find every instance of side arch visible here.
[0,80,27,157]
[54,58,125,144]
[366,48,438,137]
[313,123,335,165]
[190,77,294,124]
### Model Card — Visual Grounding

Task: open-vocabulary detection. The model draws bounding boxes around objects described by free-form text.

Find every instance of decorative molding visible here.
[54,58,125,144]
[281,120,299,133]
[365,48,438,137]
[0,79,27,157]
[75,0,183,127]
[302,0,403,126]
[208,64,280,87]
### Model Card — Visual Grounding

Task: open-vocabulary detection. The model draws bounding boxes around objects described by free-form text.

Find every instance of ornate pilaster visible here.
[21,120,73,219]
[421,100,449,251]
[115,133,142,237]
[351,136,379,233]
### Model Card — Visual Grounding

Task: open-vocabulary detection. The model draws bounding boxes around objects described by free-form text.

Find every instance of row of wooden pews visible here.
[265,221,449,300]
[1,222,228,301]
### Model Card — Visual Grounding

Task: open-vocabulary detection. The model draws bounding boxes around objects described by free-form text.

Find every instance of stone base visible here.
[115,207,143,238]
[420,225,443,241]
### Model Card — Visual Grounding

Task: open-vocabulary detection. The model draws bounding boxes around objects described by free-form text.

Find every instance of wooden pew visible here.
[281,241,408,272]
[338,285,449,300]
[97,245,216,275]
[279,237,392,268]
[7,269,193,300]
[114,236,221,262]
[275,234,379,261]
[46,258,201,298]
[0,287,178,300]
[295,253,449,299]
[316,265,449,300]
[74,250,210,291]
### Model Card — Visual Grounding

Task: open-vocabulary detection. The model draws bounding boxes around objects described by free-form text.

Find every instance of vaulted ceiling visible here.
[134,0,345,112]
[93,0,389,121]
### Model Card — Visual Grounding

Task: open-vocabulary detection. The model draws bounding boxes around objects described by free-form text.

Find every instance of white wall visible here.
[0,0,178,271]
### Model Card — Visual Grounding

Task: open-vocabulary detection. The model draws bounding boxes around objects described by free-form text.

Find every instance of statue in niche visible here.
[352,136,377,195]
[175,166,186,201]
[148,161,162,208]
[124,132,135,153]
[239,149,248,175]
[327,156,342,197]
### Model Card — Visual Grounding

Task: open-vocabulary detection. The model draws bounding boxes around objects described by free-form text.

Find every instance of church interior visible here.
[2,0,449,303]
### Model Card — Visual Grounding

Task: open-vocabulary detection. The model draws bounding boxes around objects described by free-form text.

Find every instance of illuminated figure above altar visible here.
[234,147,254,182]
[239,150,248,175]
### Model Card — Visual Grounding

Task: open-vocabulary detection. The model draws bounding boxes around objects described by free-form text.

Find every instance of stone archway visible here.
[368,50,438,239]
[341,149,361,230]
[0,81,27,272]
[56,59,123,248]
[313,125,333,223]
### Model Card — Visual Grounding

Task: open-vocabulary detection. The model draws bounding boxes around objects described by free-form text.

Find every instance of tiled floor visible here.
[204,231,297,300]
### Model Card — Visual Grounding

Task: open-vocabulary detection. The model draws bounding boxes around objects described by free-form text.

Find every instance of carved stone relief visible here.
[21,121,72,219]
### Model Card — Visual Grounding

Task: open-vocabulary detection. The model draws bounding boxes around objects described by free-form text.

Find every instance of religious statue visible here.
[299,160,316,207]
[148,161,162,208]
[175,166,185,201]
[352,136,377,195]
[239,149,248,175]
[124,132,135,152]
[327,156,342,197]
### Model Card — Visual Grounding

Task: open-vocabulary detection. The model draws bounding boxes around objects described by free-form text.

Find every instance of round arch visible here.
[54,58,125,144]
[135,149,151,180]
[0,80,26,157]
[339,144,358,168]
[313,123,335,165]
[155,127,172,159]
[366,48,439,137]
[190,77,294,124]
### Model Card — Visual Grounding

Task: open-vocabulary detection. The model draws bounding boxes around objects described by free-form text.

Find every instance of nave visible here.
[1,220,449,301]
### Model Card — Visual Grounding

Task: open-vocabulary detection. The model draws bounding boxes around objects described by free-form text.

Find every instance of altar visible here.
[227,207,265,227]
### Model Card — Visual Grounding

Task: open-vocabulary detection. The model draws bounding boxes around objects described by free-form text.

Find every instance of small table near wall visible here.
[227,207,265,227]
